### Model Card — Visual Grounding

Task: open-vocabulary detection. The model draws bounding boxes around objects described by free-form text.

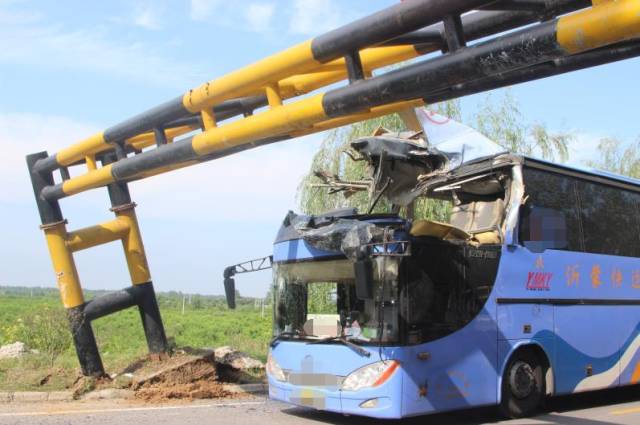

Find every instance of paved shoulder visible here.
[1,387,639,425]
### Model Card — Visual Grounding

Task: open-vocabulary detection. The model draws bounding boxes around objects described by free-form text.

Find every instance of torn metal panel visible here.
[350,132,448,206]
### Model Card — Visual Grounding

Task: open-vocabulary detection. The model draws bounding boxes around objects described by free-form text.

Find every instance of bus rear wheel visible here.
[500,349,545,418]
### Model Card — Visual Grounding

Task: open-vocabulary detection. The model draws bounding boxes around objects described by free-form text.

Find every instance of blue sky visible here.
[1,0,639,298]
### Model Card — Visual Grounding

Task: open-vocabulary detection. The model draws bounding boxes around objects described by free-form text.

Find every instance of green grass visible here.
[0,291,272,391]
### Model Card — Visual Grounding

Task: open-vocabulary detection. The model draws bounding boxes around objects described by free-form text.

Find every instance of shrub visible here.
[18,307,72,366]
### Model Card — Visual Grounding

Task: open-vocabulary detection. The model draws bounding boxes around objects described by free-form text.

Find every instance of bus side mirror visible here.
[223,266,236,309]
[354,258,374,299]
[224,277,236,309]
[520,206,568,252]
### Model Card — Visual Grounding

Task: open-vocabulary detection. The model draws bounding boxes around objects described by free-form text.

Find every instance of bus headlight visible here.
[267,354,286,382]
[341,360,399,392]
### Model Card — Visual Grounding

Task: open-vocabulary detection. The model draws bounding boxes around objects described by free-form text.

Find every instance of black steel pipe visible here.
[103,97,188,144]
[82,282,167,354]
[422,40,640,104]
[480,0,548,12]
[83,288,139,321]
[384,0,590,48]
[322,20,562,117]
[311,0,492,62]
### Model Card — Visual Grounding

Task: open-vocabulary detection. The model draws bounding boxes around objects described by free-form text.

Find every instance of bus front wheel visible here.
[500,349,545,418]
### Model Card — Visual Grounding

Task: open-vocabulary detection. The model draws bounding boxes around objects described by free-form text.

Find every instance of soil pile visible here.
[131,351,231,402]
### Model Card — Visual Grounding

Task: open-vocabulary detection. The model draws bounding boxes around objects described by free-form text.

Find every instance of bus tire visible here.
[499,349,545,419]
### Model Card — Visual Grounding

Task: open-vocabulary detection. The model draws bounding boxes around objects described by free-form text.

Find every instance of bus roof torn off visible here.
[313,108,508,208]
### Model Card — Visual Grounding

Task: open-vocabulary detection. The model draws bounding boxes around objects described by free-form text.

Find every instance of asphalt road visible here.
[1,386,639,425]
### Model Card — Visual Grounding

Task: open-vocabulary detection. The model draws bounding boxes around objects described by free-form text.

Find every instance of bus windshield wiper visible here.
[270,331,316,347]
[307,336,371,357]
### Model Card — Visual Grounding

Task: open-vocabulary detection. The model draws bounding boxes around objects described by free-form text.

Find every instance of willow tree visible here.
[586,137,640,178]
[297,90,572,219]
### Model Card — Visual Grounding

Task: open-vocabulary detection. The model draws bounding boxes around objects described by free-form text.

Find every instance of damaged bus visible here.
[258,117,640,419]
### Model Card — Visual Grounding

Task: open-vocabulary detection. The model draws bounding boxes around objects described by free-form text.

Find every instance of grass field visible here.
[0,287,272,391]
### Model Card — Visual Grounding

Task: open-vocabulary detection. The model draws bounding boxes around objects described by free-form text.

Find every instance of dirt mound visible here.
[130,351,232,402]
[135,381,229,402]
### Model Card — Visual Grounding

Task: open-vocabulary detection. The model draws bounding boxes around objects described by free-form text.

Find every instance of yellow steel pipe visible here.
[65,217,131,252]
[62,164,114,196]
[191,94,328,155]
[115,206,150,285]
[278,45,421,98]
[557,0,640,54]
[183,40,320,113]
[56,132,108,167]
[298,99,425,135]
[43,222,84,309]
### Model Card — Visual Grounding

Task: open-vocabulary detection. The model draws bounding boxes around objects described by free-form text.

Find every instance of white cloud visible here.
[133,2,163,30]
[189,0,281,34]
[0,3,205,88]
[288,0,351,35]
[246,3,275,32]
[189,0,223,22]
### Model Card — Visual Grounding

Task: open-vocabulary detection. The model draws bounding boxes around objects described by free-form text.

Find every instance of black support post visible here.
[26,152,63,224]
[345,51,365,83]
[136,282,168,354]
[442,15,466,52]
[67,306,105,377]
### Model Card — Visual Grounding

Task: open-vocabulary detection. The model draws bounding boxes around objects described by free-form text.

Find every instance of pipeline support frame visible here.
[25,0,640,376]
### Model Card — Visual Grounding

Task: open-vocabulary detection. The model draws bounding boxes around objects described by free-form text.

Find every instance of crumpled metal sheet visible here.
[286,211,386,260]
[351,133,447,206]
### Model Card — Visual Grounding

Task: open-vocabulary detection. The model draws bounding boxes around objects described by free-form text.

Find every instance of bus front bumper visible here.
[268,371,403,419]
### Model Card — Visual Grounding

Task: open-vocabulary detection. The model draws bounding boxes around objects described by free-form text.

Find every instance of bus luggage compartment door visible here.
[554,305,624,393]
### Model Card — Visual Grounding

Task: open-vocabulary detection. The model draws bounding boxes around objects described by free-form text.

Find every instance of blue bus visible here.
[266,153,640,419]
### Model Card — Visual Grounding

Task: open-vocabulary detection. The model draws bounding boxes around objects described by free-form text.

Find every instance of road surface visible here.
[1,386,638,425]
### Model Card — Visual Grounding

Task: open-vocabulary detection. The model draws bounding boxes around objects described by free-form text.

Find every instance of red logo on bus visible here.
[526,271,552,291]
[526,256,552,291]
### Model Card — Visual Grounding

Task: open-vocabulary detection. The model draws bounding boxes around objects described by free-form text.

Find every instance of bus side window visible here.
[577,181,640,257]
[520,168,583,252]
[519,205,568,252]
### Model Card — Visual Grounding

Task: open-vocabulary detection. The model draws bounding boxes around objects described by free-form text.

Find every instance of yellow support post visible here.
[85,155,97,171]
[113,204,151,285]
[42,221,84,309]
[201,109,217,131]
[265,83,283,108]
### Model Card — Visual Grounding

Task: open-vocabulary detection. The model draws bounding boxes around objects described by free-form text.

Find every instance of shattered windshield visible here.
[272,259,400,345]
